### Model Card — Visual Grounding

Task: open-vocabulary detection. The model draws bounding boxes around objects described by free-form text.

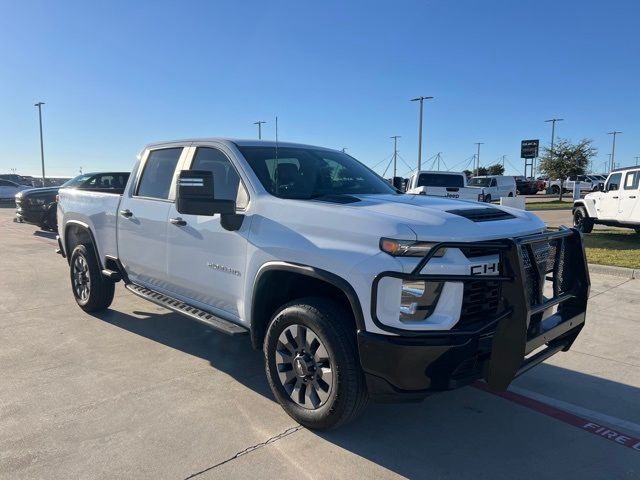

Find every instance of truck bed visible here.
[57,188,122,261]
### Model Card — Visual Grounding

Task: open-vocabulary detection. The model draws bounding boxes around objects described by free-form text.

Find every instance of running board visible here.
[125,283,248,336]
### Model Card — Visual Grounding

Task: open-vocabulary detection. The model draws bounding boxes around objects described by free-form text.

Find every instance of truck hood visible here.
[342,193,545,241]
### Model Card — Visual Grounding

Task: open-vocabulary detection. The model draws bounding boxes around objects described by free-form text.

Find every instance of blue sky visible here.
[1,0,638,177]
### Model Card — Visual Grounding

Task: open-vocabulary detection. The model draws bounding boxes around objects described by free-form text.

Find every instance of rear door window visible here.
[136,148,183,199]
[624,171,639,190]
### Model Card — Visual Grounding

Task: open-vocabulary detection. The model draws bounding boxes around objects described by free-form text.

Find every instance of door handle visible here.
[612,196,619,199]
[169,217,187,226]
[630,196,637,199]
[119,209,133,218]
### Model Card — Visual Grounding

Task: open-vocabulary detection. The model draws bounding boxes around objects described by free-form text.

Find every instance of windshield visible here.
[62,174,93,188]
[468,177,491,187]
[238,146,397,199]
[416,173,464,188]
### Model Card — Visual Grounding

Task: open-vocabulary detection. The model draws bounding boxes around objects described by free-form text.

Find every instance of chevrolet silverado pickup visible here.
[57,138,590,430]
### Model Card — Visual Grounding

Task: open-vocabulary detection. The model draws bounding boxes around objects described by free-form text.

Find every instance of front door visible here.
[597,172,623,220]
[165,145,250,319]
[117,146,186,289]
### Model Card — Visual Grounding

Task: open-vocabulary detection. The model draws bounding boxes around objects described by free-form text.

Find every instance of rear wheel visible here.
[69,244,115,312]
[484,194,492,203]
[573,206,594,234]
[264,297,368,430]
[550,185,560,195]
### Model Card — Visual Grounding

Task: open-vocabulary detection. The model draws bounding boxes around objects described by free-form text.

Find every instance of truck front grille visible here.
[457,280,501,329]
[520,236,568,306]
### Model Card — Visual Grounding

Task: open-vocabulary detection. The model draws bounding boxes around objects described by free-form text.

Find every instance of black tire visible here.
[550,185,560,195]
[484,194,492,203]
[264,297,368,430]
[69,244,115,312]
[573,206,594,234]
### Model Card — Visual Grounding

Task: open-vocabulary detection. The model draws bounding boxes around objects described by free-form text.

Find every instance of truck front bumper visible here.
[359,227,589,402]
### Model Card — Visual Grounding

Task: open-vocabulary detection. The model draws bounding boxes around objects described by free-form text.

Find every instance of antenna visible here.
[274,116,279,194]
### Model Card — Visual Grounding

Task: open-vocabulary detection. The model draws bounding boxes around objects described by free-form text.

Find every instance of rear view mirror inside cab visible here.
[176,170,236,216]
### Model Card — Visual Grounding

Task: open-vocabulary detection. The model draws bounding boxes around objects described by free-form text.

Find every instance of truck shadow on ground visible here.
[93,307,639,479]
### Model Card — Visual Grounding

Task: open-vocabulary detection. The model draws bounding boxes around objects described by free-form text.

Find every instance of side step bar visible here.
[125,283,248,336]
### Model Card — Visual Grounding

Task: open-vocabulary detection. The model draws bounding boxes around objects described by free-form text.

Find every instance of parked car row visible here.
[52,138,589,430]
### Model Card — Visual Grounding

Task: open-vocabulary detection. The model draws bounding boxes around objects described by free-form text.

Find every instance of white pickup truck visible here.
[57,138,590,429]
[405,171,486,201]
[573,166,640,233]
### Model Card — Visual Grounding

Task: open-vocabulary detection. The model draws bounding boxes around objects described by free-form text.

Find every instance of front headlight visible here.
[380,238,446,257]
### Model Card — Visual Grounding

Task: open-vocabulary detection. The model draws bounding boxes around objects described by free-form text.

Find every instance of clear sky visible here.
[1,0,638,178]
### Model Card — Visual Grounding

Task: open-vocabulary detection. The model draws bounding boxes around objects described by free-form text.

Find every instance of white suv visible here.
[573,167,640,233]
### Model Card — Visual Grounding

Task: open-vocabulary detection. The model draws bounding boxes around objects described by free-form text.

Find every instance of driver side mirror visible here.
[597,182,605,192]
[176,170,236,216]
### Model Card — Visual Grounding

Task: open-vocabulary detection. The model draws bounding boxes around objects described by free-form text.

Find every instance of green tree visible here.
[476,166,489,176]
[487,163,505,175]
[538,138,597,200]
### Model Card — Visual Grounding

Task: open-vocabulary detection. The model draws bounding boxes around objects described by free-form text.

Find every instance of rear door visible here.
[164,144,251,319]
[117,146,188,289]
[618,170,640,222]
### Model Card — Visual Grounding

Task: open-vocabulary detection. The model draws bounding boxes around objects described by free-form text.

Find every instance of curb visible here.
[588,263,637,279]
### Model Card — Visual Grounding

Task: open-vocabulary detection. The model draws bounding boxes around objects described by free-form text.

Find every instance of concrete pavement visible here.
[1,207,639,479]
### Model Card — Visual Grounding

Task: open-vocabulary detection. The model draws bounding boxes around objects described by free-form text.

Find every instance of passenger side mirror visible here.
[176,170,236,216]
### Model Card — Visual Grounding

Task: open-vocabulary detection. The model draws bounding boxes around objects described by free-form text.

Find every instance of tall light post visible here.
[635,156,639,166]
[253,120,266,140]
[474,142,483,176]
[607,131,621,172]
[35,102,46,186]
[545,118,563,167]
[390,136,401,179]
[410,96,433,172]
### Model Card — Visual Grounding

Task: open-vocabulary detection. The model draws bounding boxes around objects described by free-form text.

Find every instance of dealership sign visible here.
[521,139,539,159]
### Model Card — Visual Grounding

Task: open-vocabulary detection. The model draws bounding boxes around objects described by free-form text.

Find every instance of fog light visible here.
[400,280,443,321]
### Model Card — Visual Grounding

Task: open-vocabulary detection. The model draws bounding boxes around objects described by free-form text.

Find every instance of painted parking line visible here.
[474,382,640,453]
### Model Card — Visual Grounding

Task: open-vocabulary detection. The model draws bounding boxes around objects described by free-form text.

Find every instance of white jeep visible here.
[573,167,640,233]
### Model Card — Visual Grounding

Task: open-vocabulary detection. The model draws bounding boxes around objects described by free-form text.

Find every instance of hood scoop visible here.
[446,207,515,222]
[312,194,361,204]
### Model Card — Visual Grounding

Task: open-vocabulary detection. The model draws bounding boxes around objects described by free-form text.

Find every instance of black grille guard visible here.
[370,226,590,391]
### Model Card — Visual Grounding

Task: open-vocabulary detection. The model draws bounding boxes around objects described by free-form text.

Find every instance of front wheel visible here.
[573,206,594,234]
[69,244,115,312]
[484,194,492,203]
[264,297,368,430]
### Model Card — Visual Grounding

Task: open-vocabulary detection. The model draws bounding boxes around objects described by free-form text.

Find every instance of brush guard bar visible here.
[370,226,590,391]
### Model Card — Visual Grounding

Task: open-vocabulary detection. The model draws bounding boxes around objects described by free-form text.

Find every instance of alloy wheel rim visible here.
[575,211,584,229]
[275,324,334,410]
[72,255,91,301]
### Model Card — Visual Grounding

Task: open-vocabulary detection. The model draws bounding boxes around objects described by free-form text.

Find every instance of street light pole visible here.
[635,156,639,166]
[607,131,621,172]
[544,118,563,167]
[35,102,46,186]
[410,96,433,172]
[253,121,266,140]
[390,136,401,179]
[474,142,483,176]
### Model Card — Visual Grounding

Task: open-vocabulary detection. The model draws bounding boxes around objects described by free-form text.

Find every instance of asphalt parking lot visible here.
[1,206,639,479]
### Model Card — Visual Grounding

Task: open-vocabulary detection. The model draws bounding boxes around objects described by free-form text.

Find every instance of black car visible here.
[514,176,540,195]
[15,172,130,231]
